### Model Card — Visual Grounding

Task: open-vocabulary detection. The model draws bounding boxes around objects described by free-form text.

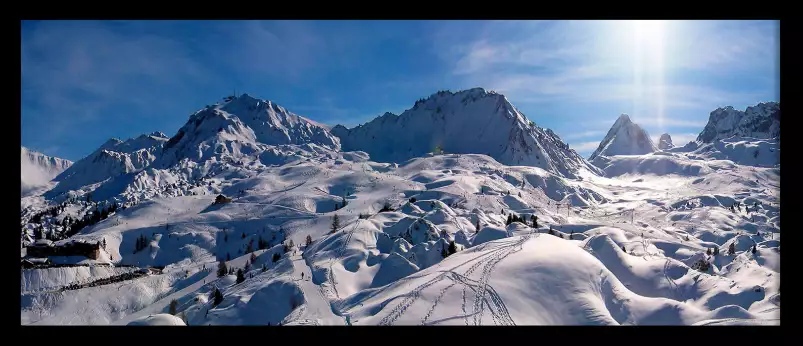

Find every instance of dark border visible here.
[13,13,792,343]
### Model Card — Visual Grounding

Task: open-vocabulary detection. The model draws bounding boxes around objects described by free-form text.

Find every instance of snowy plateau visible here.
[20,89,780,326]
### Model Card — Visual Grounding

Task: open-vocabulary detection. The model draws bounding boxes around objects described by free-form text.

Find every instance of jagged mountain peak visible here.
[158,93,339,168]
[590,114,657,161]
[697,101,780,143]
[614,114,632,125]
[658,133,674,150]
[331,87,600,178]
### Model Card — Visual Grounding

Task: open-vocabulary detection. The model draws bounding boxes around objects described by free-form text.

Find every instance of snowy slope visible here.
[21,146,72,196]
[657,134,674,150]
[20,91,779,326]
[331,88,601,179]
[697,102,780,143]
[590,114,657,161]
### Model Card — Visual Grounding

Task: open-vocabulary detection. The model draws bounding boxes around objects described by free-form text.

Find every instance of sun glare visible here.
[629,20,667,130]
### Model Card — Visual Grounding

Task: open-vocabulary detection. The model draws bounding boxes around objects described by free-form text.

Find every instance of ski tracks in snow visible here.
[379,235,529,326]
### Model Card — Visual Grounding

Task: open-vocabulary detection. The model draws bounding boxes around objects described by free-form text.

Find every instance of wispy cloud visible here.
[633,118,706,128]
[572,141,602,154]
[208,21,329,83]
[435,20,779,111]
[563,130,607,141]
[22,21,212,126]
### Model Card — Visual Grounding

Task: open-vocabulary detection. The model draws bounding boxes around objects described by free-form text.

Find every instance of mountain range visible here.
[20,88,780,326]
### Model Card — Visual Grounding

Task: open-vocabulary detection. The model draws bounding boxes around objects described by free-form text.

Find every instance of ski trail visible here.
[326,220,361,301]
[288,252,347,325]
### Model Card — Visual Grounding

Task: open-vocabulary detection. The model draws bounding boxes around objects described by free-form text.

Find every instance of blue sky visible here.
[21,20,779,161]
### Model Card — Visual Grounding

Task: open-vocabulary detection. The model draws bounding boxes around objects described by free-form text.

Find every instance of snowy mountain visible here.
[331,88,601,179]
[158,93,339,168]
[20,90,780,326]
[657,133,674,150]
[46,133,170,197]
[697,102,780,143]
[589,114,658,161]
[21,146,72,195]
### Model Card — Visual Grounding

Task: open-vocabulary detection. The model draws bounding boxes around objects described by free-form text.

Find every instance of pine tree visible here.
[169,299,178,315]
[289,239,294,248]
[241,232,246,239]
[622,245,626,252]
[475,218,481,232]
[246,241,253,254]
[441,247,449,258]
[448,241,458,255]
[331,214,340,233]
[262,264,267,272]
[244,261,252,273]
[236,269,245,284]
[728,242,736,255]
[751,244,757,254]
[713,246,719,256]
[250,252,257,264]
[706,248,712,256]
[272,253,281,263]
[306,235,313,247]
[226,252,231,261]
[217,260,228,277]
[213,288,223,307]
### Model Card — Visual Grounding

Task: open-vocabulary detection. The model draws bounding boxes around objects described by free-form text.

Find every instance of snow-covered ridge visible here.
[21,146,72,195]
[331,88,601,179]
[158,93,339,168]
[590,114,657,162]
[47,134,169,197]
[697,102,780,143]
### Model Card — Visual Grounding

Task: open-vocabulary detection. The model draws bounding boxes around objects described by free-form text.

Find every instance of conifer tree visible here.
[331,214,340,233]
[272,253,281,263]
[306,235,313,247]
[448,241,458,255]
[441,247,449,259]
[728,242,736,255]
[169,299,178,315]
[213,288,223,306]
[217,260,228,277]
[751,244,757,254]
[236,269,245,284]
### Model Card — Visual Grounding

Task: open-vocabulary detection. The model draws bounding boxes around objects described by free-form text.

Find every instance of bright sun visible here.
[631,20,666,65]
[628,20,668,128]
